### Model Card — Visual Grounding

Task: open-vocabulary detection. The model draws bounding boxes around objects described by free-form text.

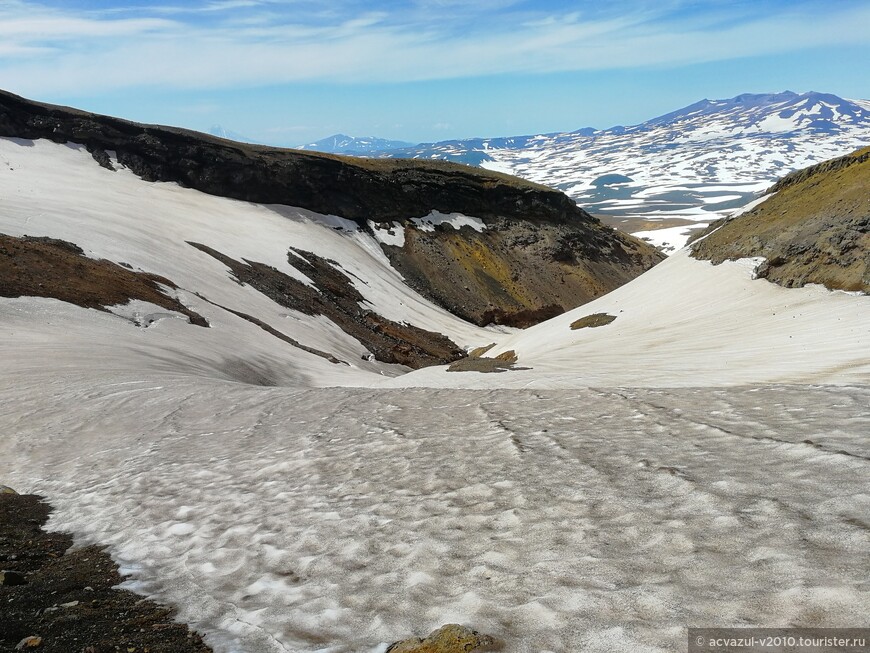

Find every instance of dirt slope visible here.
[691,146,869,292]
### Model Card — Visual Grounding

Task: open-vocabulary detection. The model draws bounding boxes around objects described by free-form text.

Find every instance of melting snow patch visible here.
[411,211,486,232]
[632,223,709,255]
[107,299,192,328]
[368,221,406,247]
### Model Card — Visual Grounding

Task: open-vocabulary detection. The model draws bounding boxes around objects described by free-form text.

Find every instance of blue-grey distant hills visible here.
[297,133,415,155]
[300,91,870,251]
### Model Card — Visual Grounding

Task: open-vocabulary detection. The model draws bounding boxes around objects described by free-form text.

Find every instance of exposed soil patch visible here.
[0,491,212,653]
[570,313,617,329]
[387,624,499,653]
[188,242,465,369]
[691,146,870,293]
[0,234,208,327]
[595,215,698,234]
[448,350,530,374]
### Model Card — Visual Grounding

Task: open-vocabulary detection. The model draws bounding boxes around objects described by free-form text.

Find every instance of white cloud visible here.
[0,1,868,96]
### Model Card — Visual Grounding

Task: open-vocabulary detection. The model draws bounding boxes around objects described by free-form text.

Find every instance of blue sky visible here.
[1,0,868,145]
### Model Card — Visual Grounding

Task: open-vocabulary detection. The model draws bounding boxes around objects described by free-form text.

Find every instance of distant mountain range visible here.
[297,133,415,155]
[300,91,870,251]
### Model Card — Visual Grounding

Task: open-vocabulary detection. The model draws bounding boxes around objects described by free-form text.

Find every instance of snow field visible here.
[2,376,868,653]
[386,249,870,389]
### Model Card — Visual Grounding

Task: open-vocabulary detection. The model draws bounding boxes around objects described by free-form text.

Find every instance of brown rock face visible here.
[691,146,870,293]
[0,88,664,327]
[383,217,662,326]
[387,624,499,653]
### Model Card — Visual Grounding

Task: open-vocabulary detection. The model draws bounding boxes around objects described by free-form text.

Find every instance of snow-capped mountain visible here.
[297,133,415,154]
[208,124,254,143]
[374,91,870,251]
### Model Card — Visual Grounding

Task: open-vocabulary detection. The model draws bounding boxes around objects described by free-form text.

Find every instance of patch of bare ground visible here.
[595,215,698,234]
[570,313,617,329]
[691,146,870,293]
[0,490,212,653]
[447,349,530,373]
[0,234,208,326]
[387,624,500,653]
[188,242,465,369]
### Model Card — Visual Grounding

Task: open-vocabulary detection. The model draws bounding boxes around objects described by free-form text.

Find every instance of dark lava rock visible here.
[0,492,212,653]
[0,570,27,586]
[0,89,586,226]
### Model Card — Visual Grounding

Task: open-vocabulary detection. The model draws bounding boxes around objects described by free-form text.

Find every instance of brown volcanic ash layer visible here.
[0,234,208,326]
[0,89,664,327]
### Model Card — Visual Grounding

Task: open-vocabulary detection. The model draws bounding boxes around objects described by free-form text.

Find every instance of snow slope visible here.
[3,379,868,653]
[2,136,869,653]
[0,137,499,386]
[385,249,870,389]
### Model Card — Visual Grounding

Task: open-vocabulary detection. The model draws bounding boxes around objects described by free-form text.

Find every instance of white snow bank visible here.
[411,211,486,232]
[384,249,870,389]
[631,223,709,255]
[2,380,867,653]
[368,220,406,247]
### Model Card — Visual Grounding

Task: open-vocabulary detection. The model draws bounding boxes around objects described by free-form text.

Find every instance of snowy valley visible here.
[0,92,868,653]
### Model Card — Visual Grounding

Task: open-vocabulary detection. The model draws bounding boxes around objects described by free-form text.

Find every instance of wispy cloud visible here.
[1,0,868,97]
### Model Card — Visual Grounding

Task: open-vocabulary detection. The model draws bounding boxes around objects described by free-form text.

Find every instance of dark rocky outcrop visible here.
[0,89,664,326]
[188,242,465,369]
[0,491,212,653]
[691,146,870,293]
[0,89,585,225]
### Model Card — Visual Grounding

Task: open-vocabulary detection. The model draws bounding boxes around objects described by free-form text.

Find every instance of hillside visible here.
[0,89,663,326]
[691,146,869,293]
